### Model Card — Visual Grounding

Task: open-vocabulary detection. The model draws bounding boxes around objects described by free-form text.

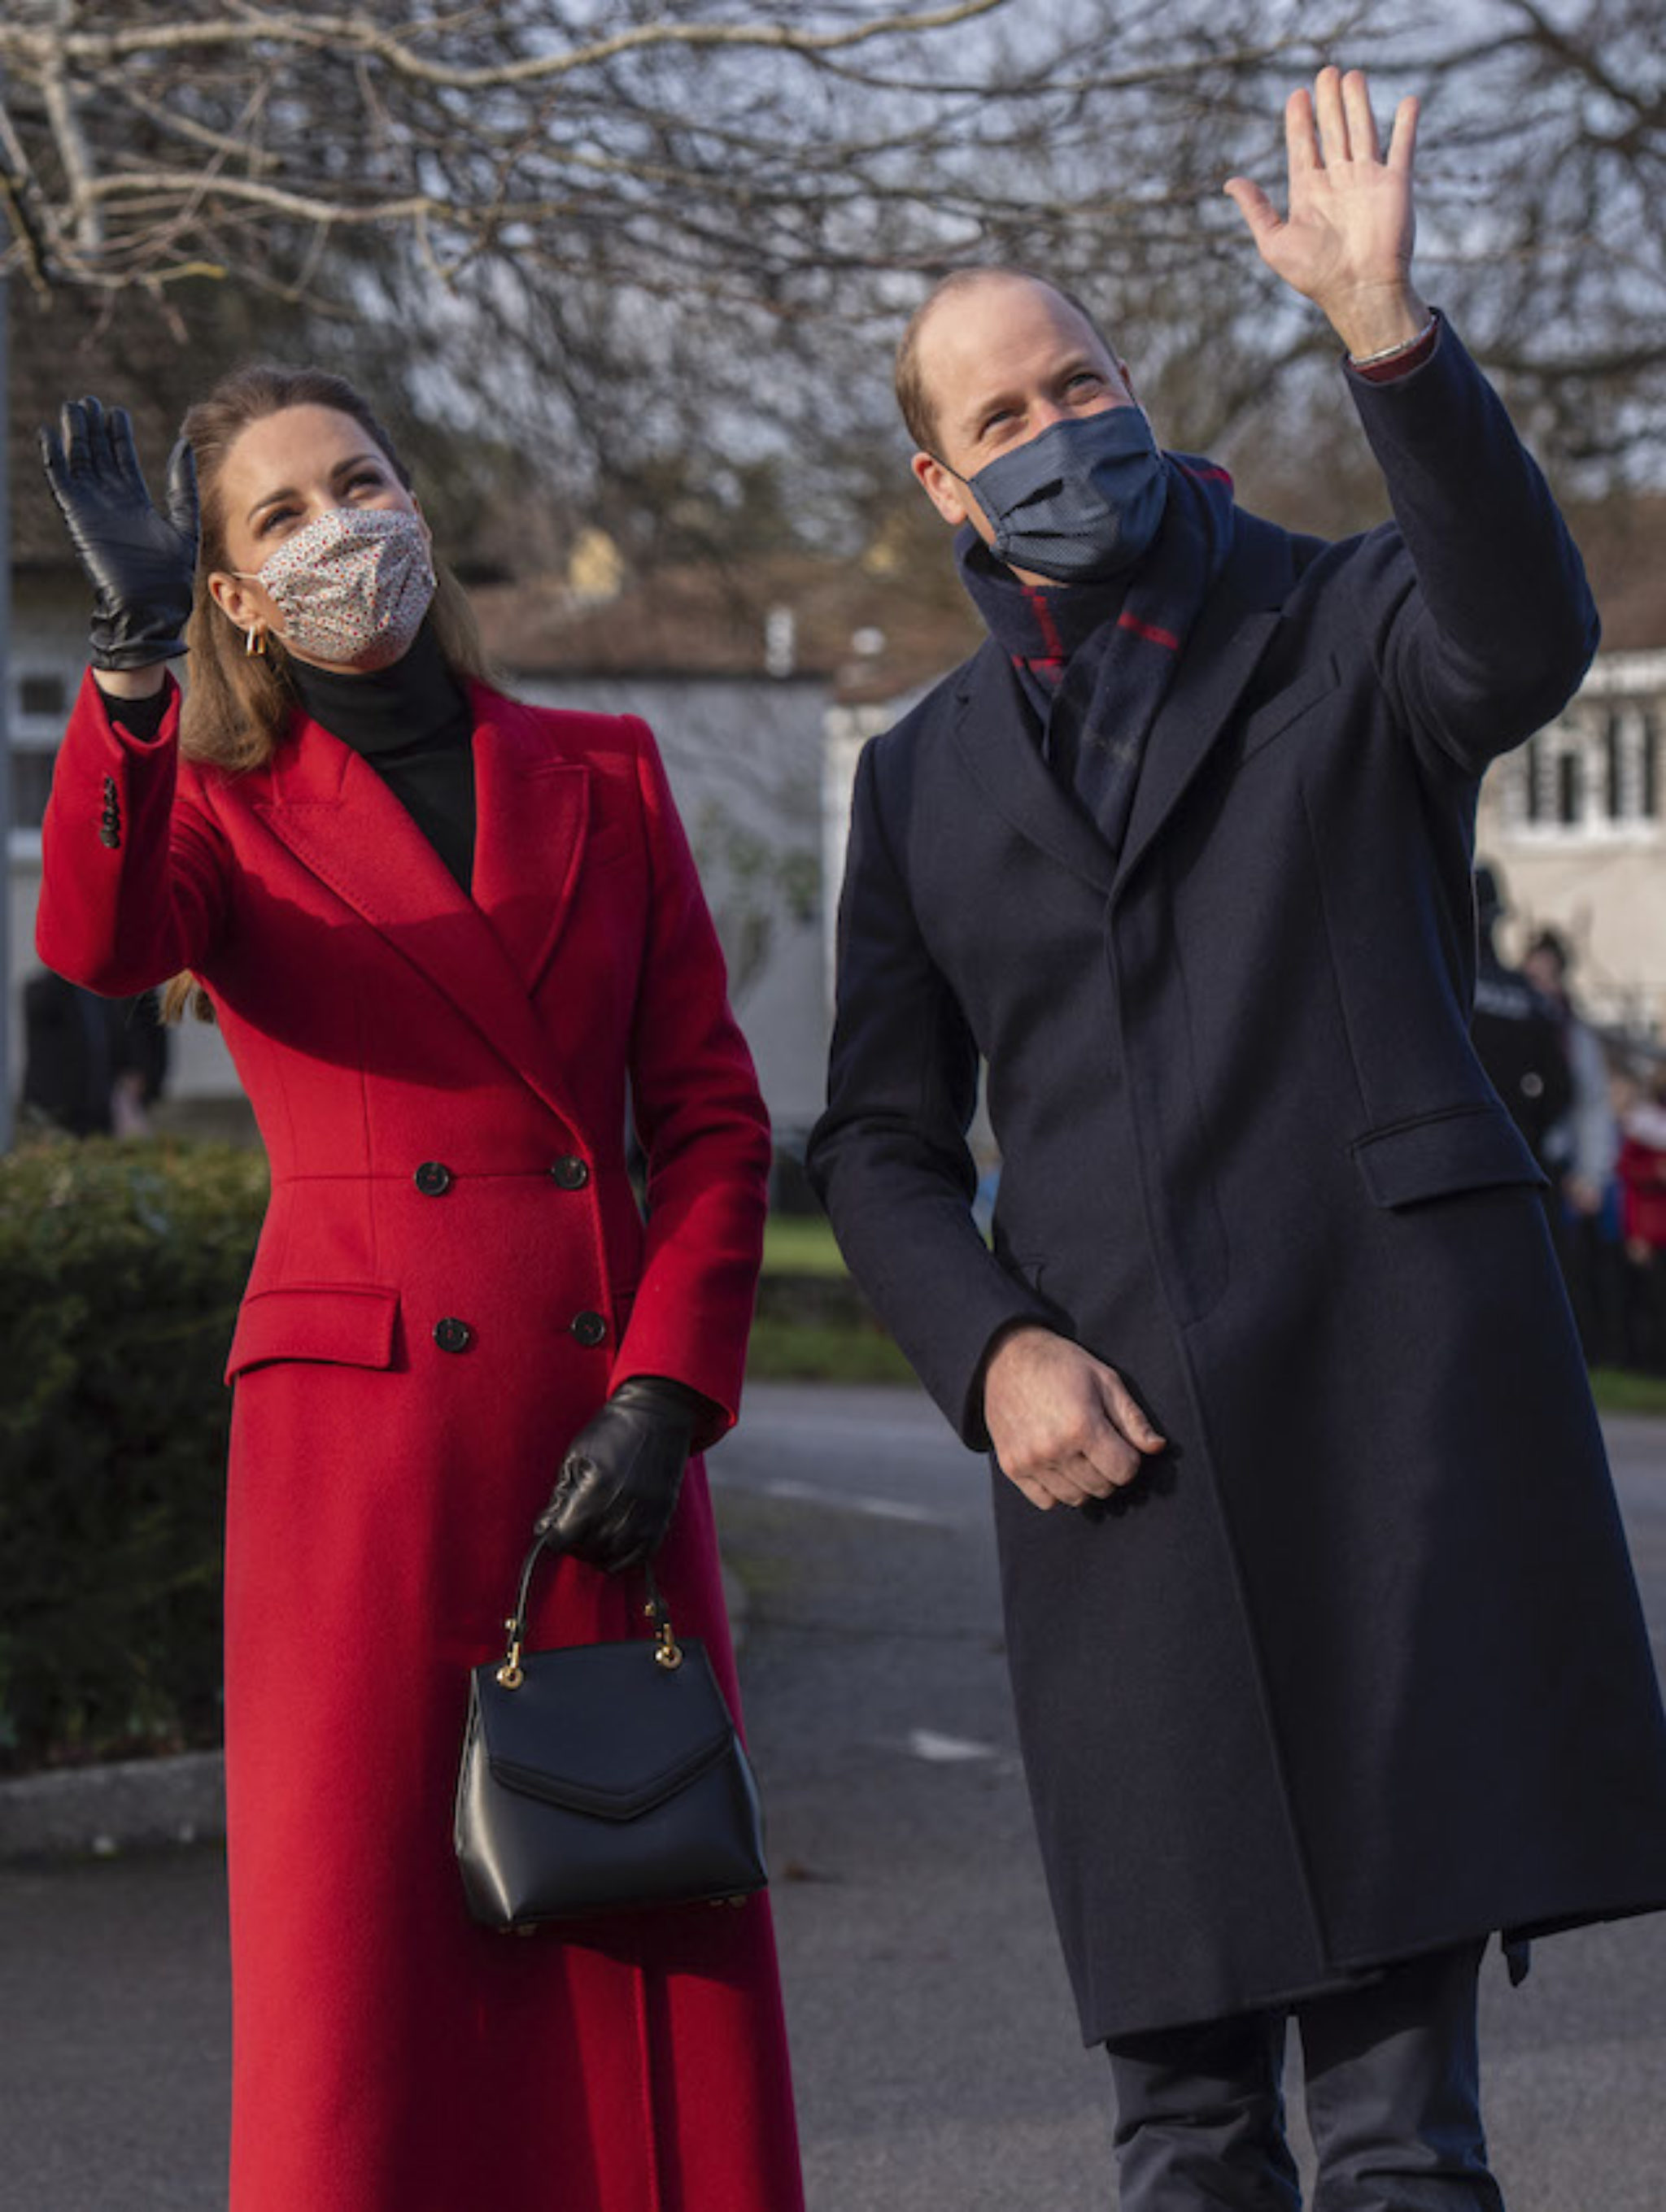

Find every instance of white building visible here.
[1477,650,1666,1033]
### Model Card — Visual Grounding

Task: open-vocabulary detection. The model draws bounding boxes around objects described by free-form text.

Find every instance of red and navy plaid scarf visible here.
[956,453,1236,854]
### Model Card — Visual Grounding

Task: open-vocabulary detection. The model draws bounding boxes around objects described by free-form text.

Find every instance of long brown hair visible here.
[163,364,494,1022]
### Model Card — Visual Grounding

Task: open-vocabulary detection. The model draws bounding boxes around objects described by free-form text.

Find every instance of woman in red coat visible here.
[35,372,804,2212]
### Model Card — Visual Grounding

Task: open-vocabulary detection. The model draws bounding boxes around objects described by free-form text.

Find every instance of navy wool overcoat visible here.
[809,324,1666,2044]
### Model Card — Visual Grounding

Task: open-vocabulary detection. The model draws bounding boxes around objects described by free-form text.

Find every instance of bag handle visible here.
[495,1535,682,1692]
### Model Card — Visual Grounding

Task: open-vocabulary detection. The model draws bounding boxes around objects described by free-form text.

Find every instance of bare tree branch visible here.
[5,1,1013,87]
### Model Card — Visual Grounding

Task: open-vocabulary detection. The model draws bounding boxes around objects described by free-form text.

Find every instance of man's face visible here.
[909,276,1140,571]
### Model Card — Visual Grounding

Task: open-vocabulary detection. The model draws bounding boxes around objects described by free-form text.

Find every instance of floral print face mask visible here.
[239,505,436,668]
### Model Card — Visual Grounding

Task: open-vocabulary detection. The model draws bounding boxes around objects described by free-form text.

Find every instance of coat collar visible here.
[1111,516,1292,896]
[246,683,588,1126]
[950,640,1119,892]
[949,514,1294,899]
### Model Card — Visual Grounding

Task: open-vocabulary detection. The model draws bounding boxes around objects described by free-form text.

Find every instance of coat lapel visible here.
[950,641,1119,895]
[952,518,1296,899]
[249,705,582,1127]
[1111,517,1293,899]
[468,690,590,996]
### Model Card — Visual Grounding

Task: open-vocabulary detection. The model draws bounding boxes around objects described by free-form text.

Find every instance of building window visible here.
[18,672,68,720]
[10,751,56,834]
[1643,712,1659,820]
[1514,698,1664,841]
[1605,713,1624,819]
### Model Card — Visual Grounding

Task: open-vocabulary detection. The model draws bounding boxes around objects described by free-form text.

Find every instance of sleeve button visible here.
[550,1156,591,1191]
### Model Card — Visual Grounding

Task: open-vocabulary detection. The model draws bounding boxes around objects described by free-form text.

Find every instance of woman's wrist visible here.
[93,664,168,699]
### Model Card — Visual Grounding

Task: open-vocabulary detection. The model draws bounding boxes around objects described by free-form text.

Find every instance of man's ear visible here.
[912,450,970,529]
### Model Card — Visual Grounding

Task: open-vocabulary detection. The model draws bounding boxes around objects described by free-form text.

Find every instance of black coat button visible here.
[434,1317,473,1353]
[414,1161,452,1195]
[550,1156,591,1191]
[570,1310,608,1348]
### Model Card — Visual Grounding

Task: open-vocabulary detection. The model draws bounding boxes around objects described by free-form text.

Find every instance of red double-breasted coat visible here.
[37,670,805,2212]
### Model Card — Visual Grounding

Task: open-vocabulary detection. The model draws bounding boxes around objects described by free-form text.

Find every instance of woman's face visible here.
[206,403,427,669]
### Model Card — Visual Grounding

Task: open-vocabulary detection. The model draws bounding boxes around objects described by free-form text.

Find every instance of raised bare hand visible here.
[1224,66,1428,361]
[982,1325,1166,1513]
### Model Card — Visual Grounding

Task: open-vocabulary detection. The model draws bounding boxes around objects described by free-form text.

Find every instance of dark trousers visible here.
[1106,1942,1505,2210]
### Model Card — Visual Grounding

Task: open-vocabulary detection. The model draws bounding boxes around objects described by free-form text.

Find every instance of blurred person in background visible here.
[21,973,168,1138]
[1468,863,1571,1181]
[1615,1065,1666,1374]
[1523,925,1620,1361]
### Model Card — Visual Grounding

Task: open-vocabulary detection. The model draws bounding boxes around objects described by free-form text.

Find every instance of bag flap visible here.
[474,1638,739,1821]
[225,1284,400,1381]
[1350,1104,1546,1210]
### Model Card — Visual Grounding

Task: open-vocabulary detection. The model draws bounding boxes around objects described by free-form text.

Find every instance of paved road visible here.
[1,1383,1662,2210]
[720,1387,1666,2211]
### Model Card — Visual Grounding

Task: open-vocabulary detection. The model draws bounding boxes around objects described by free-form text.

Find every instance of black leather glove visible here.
[39,396,200,672]
[534,1376,699,1574]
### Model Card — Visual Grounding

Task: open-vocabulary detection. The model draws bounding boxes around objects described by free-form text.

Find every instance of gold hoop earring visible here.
[245,624,266,658]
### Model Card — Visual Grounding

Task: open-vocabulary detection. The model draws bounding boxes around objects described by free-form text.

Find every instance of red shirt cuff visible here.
[1350,314,1441,385]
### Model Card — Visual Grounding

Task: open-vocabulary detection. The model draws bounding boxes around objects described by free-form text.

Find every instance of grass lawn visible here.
[1588,1367,1666,1417]
[761,1214,848,1277]
[746,1316,914,1383]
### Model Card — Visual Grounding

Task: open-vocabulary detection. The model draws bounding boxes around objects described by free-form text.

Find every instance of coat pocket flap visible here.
[1350,1106,1546,1209]
[477,1639,739,1822]
[225,1284,400,1381]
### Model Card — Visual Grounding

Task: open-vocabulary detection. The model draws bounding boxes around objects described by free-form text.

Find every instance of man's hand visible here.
[982,1325,1166,1513]
[1224,66,1428,363]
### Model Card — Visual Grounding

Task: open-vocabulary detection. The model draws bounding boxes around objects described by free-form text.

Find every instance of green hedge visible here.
[0,1135,910,1774]
[0,1137,268,1774]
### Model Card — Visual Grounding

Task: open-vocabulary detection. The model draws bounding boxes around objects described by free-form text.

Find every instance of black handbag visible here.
[453,1534,769,1930]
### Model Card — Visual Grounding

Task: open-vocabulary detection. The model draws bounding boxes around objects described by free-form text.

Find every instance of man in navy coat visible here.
[809,66,1666,2209]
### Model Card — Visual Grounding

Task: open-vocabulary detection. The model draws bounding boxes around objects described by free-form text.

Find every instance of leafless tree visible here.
[1386,0,1664,486]
[2,1,1659,538]
[0,5,1328,528]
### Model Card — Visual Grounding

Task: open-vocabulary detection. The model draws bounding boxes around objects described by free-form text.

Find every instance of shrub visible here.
[0,1136,268,1773]
[0,1135,910,1773]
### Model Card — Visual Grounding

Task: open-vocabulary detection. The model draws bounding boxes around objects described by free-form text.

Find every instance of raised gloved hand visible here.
[39,396,200,671]
[534,1376,700,1574]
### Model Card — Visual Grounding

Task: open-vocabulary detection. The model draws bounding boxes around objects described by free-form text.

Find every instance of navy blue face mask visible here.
[953,406,1168,584]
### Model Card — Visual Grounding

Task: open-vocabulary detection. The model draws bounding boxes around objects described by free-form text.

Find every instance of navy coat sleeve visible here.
[807,734,1052,1447]
[1341,317,1600,781]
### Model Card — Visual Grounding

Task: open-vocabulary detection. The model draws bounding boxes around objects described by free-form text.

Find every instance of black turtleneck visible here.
[286,620,476,890]
[102,619,478,892]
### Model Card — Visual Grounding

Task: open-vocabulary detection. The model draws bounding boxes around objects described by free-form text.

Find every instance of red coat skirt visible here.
[37,672,804,2212]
